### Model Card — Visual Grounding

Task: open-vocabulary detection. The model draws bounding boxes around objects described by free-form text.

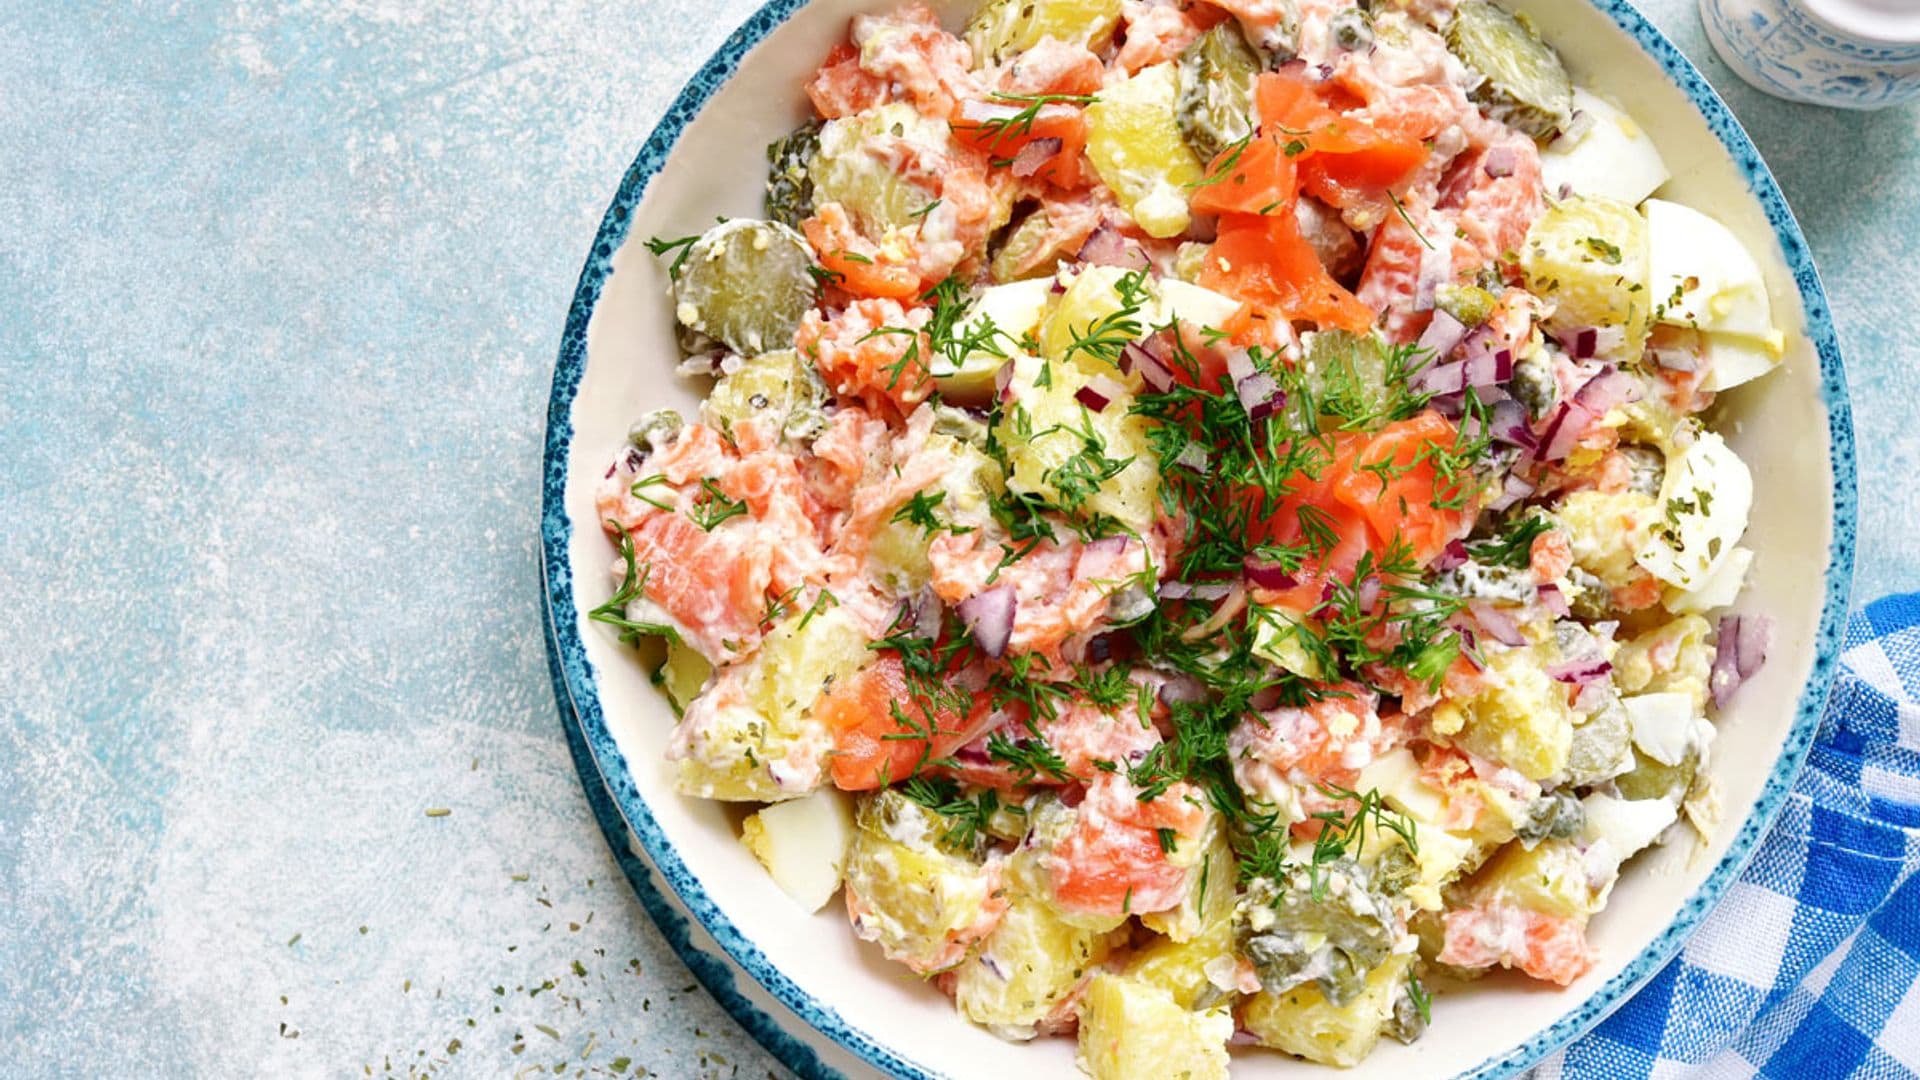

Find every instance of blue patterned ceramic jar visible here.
[1702,0,1920,108]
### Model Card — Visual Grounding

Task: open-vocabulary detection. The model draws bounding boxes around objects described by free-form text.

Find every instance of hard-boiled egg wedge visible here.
[1644,198,1776,340]
[931,278,1056,405]
[1152,278,1241,332]
[1636,431,1753,591]
[740,788,857,912]
[1542,88,1671,207]
[1622,691,1696,767]
[1581,792,1679,888]
[1665,545,1753,614]
[1699,328,1785,393]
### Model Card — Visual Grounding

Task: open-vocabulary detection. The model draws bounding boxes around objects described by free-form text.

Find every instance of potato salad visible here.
[594,0,1783,1073]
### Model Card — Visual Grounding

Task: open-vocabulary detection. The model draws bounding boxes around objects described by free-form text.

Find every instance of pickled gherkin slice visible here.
[1447,0,1573,139]
[1176,23,1262,165]
[1301,329,1394,432]
[764,121,821,229]
[701,349,829,443]
[1234,865,1396,1007]
[1615,746,1698,803]
[671,219,816,357]
[1435,282,1498,328]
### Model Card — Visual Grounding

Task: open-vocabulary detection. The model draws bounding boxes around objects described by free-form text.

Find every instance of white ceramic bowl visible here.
[540,2,1857,1075]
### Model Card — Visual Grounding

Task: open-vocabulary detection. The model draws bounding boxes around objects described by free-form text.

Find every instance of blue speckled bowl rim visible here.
[538,1,1859,1075]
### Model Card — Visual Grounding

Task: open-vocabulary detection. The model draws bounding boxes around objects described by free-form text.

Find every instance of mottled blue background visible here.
[0,1,1913,1077]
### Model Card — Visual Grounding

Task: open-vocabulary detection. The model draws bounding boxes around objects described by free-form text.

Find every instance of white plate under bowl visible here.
[539,2,1857,1075]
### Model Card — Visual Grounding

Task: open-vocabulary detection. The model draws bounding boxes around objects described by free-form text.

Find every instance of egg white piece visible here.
[1542,88,1671,206]
[1636,432,1754,590]
[741,788,857,913]
[1152,278,1242,333]
[932,278,1055,404]
[1623,692,1697,767]
[1644,198,1776,340]
[1700,328,1786,392]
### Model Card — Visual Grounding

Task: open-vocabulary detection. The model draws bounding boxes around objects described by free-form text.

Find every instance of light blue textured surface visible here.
[0,2,1912,1078]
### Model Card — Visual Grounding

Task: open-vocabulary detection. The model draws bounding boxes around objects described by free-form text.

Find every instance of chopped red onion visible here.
[1534,401,1593,462]
[1083,535,1131,559]
[1356,575,1383,611]
[1416,308,1469,358]
[1085,632,1119,664]
[1462,346,1514,388]
[1573,367,1645,414]
[1123,341,1174,392]
[913,591,944,640]
[1489,399,1537,449]
[1483,145,1517,178]
[956,586,1017,658]
[1244,557,1299,591]
[1237,373,1282,419]
[1075,373,1128,413]
[1710,613,1775,708]
[1175,443,1210,471]
[1159,580,1192,600]
[1413,359,1466,396]
[1548,657,1613,684]
[995,358,1015,403]
[1251,393,1287,423]
[1652,344,1702,372]
[1434,539,1470,571]
[1562,109,1595,144]
[1413,240,1452,313]
[1189,582,1234,602]
[1559,326,1599,360]
[1159,674,1207,706]
[1077,225,1149,270]
[1227,349,1283,420]
[1009,137,1063,178]
[1468,600,1525,646]
[1538,584,1571,617]
[1488,471,1536,511]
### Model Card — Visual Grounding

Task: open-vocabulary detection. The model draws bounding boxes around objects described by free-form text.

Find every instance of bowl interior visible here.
[552,2,1851,1075]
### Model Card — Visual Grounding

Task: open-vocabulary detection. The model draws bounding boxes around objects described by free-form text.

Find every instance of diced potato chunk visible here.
[954,895,1120,1039]
[933,279,1055,406]
[1125,833,1238,1008]
[811,104,941,233]
[965,0,1123,67]
[1240,953,1412,1069]
[995,349,1162,535]
[1087,64,1206,239]
[843,792,1008,974]
[1466,839,1599,918]
[1077,973,1233,1080]
[1454,642,1578,781]
[1520,196,1650,364]
[741,789,856,912]
[672,604,871,800]
[1612,615,1715,710]
[656,640,712,716]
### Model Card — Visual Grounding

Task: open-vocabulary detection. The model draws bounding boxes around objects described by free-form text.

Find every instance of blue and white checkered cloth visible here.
[1533,595,1920,1079]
